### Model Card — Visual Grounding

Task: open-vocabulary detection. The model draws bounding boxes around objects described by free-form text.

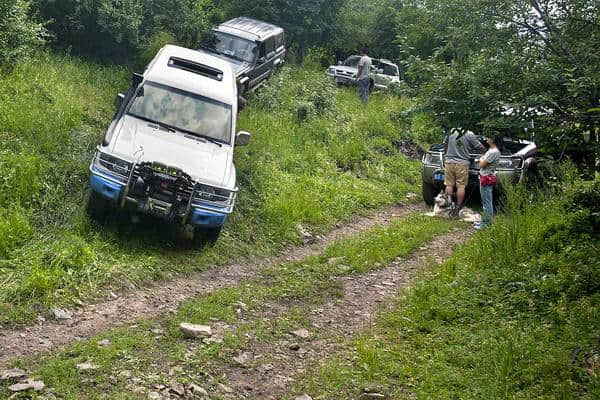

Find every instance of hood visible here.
[331,65,358,74]
[196,48,251,76]
[109,115,233,188]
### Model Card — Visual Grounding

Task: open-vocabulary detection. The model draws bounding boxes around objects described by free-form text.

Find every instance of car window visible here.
[207,31,257,63]
[343,56,361,68]
[274,33,284,50]
[380,63,399,77]
[264,37,275,58]
[128,82,233,144]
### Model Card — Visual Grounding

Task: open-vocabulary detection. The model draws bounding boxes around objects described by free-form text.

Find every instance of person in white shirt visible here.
[356,48,371,104]
[477,132,502,228]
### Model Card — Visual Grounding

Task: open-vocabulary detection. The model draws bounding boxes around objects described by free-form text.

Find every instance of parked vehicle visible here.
[199,17,286,98]
[88,45,251,245]
[326,56,400,90]
[421,135,538,205]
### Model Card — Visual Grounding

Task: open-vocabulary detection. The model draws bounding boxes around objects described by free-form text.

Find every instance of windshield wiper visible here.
[196,134,223,148]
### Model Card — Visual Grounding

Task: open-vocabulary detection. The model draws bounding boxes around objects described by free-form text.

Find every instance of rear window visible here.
[264,37,275,56]
[274,33,284,50]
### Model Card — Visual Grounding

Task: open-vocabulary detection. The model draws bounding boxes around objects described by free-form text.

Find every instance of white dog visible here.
[426,192,482,223]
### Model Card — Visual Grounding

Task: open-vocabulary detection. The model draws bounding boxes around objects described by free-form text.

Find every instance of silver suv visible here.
[87,45,251,244]
[199,17,286,99]
[326,56,400,90]
[421,135,538,205]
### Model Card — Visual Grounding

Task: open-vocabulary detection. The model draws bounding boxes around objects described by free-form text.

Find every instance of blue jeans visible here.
[359,78,370,103]
[479,182,493,227]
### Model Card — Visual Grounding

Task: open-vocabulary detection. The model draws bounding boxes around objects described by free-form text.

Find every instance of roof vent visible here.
[168,57,223,81]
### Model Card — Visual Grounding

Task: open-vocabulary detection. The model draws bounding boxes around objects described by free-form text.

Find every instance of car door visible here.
[249,36,275,90]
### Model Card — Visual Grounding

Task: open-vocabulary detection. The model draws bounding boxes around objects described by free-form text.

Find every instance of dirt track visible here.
[0,204,423,369]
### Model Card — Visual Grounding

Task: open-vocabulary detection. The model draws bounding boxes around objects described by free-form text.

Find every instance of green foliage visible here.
[0,0,47,64]
[37,0,213,59]
[138,31,177,67]
[396,0,600,156]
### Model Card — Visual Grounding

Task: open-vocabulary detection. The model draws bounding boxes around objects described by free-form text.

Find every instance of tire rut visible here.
[206,228,473,399]
[0,204,423,369]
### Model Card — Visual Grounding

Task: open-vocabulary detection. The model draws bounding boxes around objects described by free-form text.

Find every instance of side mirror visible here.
[132,72,143,87]
[115,93,125,108]
[235,131,251,146]
[337,61,342,66]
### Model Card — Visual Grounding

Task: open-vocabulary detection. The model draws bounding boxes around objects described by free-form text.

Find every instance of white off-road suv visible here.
[88,45,250,244]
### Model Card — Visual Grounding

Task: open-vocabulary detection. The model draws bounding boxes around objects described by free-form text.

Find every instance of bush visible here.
[0,0,47,64]
[138,31,177,68]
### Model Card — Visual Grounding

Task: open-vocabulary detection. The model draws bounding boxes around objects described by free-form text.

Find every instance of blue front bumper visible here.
[90,172,228,228]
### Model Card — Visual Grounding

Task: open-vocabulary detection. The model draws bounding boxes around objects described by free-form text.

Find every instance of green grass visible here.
[296,180,600,399]
[0,54,422,325]
[0,214,460,399]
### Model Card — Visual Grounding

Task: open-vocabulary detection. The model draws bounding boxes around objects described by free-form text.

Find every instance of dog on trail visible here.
[425,192,482,223]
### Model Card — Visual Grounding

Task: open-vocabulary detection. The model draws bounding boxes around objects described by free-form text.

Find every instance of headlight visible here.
[498,157,523,169]
[195,184,235,206]
[94,151,132,177]
[423,152,443,166]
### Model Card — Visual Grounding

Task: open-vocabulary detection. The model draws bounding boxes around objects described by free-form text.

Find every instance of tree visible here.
[0,0,47,64]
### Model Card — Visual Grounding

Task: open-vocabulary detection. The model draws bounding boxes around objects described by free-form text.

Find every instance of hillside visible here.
[0,52,422,326]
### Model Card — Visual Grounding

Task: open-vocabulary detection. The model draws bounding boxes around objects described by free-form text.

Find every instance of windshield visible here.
[380,63,399,77]
[206,31,257,63]
[343,56,361,68]
[128,82,232,144]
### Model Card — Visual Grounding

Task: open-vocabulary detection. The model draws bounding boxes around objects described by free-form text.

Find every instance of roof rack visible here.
[168,57,223,81]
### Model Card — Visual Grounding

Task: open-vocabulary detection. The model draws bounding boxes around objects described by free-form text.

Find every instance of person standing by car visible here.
[356,48,371,104]
[444,128,486,216]
[477,132,501,228]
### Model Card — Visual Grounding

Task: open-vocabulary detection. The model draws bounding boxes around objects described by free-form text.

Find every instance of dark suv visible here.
[199,17,286,99]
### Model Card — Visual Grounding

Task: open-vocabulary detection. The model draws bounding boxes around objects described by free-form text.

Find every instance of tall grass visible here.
[0,53,421,324]
[298,172,600,399]
[303,174,600,399]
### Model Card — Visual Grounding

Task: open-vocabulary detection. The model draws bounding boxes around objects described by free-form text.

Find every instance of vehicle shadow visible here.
[90,208,212,252]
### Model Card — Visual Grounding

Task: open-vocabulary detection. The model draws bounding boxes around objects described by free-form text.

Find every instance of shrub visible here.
[0,0,47,64]
[138,31,177,68]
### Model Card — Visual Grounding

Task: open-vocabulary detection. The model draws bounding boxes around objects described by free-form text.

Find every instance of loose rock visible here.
[359,393,386,399]
[179,323,212,339]
[295,395,313,400]
[170,381,185,396]
[218,383,234,394]
[188,383,209,396]
[147,392,161,400]
[97,339,111,347]
[233,352,254,368]
[8,379,45,392]
[76,362,99,371]
[289,343,301,351]
[291,329,310,339]
[0,368,26,381]
[53,308,72,321]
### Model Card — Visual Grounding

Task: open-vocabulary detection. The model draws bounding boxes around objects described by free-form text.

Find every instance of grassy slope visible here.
[298,181,600,399]
[0,55,421,325]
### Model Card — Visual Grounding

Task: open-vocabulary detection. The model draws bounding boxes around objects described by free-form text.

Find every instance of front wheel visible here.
[86,190,110,221]
[193,226,222,247]
[422,180,438,206]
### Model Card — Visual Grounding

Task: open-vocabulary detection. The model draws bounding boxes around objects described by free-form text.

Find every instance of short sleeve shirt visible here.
[357,56,371,80]
[445,131,483,165]
[480,148,501,176]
